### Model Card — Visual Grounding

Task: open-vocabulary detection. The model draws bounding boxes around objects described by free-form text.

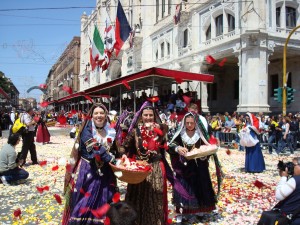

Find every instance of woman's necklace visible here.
[96,126,104,132]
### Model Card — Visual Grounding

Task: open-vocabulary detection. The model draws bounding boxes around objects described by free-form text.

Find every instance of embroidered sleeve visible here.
[275,177,296,201]
[168,136,183,155]
[84,138,95,152]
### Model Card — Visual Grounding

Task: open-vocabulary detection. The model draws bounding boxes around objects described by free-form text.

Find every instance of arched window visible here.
[167,42,170,56]
[215,15,223,36]
[228,14,235,32]
[161,42,165,58]
[286,7,296,28]
[206,25,211,40]
[183,29,188,47]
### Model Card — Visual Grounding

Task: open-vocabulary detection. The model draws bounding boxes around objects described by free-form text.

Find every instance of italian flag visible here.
[90,25,105,71]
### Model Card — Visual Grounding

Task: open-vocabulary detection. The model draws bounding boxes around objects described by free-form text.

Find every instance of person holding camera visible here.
[20,108,38,166]
[274,157,300,224]
[0,134,29,185]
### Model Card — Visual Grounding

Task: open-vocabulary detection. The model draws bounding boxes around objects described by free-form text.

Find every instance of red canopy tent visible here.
[85,67,214,96]
[51,67,214,112]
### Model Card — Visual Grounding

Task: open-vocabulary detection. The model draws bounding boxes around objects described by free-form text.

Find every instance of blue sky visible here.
[0,0,95,101]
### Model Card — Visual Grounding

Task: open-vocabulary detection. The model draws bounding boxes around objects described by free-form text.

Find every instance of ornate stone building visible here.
[79,0,300,113]
[45,36,81,102]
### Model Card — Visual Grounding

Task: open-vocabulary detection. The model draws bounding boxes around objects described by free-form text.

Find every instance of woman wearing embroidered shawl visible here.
[120,101,168,225]
[243,112,265,173]
[62,103,117,225]
[168,112,224,221]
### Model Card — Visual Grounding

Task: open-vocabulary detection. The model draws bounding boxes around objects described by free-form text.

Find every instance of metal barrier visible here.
[219,130,237,147]
[219,130,271,149]
[258,132,269,149]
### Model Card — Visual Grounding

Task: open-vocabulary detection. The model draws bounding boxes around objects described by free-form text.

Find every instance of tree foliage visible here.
[0,71,12,94]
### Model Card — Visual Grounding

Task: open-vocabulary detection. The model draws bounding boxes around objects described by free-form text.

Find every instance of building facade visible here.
[45,36,81,102]
[79,0,300,113]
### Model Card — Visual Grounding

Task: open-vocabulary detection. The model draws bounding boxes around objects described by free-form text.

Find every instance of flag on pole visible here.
[114,0,132,57]
[104,9,116,52]
[90,26,105,71]
[174,3,181,25]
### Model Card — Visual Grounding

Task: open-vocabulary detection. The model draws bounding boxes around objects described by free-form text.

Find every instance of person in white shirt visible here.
[9,110,15,130]
[274,157,300,224]
[19,108,38,166]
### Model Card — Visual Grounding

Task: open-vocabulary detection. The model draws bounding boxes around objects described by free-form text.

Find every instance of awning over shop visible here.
[84,67,214,96]
[0,87,10,100]
[56,91,85,103]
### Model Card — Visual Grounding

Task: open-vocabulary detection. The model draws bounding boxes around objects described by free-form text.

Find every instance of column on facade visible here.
[188,56,209,113]
[236,32,271,113]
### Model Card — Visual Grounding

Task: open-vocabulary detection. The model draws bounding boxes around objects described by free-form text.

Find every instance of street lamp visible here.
[282,25,300,115]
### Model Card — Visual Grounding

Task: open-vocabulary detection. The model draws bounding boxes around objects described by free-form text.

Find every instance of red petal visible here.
[226,149,231,155]
[209,135,217,145]
[147,96,159,103]
[80,188,86,194]
[66,164,72,173]
[95,155,101,161]
[39,84,47,89]
[174,77,183,84]
[39,160,47,167]
[43,186,50,191]
[84,95,94,103]
[62,85,73,94]
[167,218,173,224]
[107,138,112,143]
[85,192,91,198]
[13,208,22,218]
[79,207,90,215]
[182,95,191,105]
[206,55,216,64]
[93,145,100,150]
[53,194,62,204]
[39,101,49,108]
[122,80,131,90]
[36,186,44,194]
[83,114,92,121]
[91,203,110,218]
[110,122,116,128]
[142,142,148,148]
[104,217,111,225]
[218,57,227,67]
[52,165,59,171]
[254,180,264,189]
[153,127,163,136]
[71,109,77,115]
[58,116,67,125]
[112,192,120,203]
[163,142,169,150]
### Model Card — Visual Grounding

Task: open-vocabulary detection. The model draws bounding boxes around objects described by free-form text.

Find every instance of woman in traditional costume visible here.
[244,112,265,173]
[121,101,169,225]
[168,112,224,223]
[62,103,117,225]
[35,111,50,144]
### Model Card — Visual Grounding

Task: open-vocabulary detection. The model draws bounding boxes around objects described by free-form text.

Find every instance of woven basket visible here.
[184,145,218,160]
[109,160,152,184]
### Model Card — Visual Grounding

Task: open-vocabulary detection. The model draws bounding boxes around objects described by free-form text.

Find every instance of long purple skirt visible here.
[67,159,116,225]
